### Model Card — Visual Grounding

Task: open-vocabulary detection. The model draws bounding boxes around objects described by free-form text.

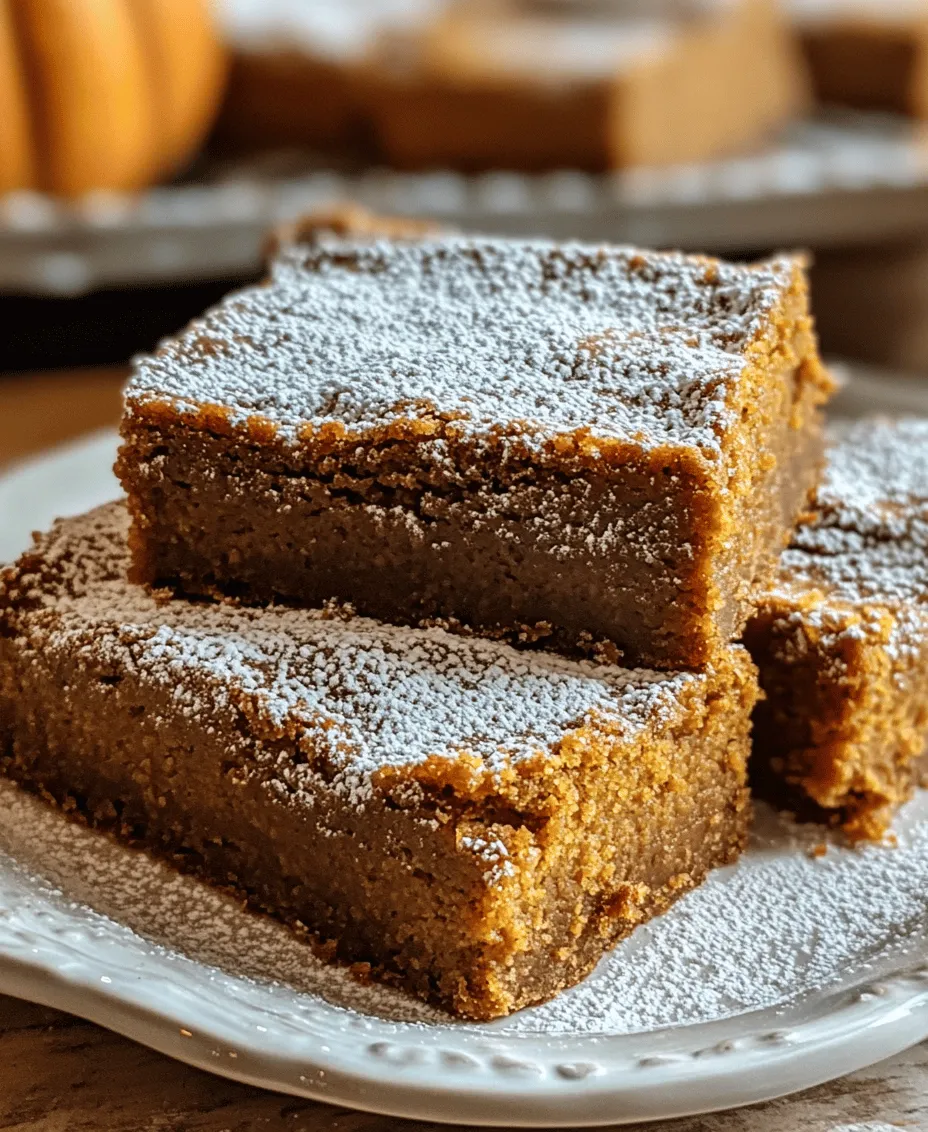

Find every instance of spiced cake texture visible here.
[746,418,928,842]
[117,232,832,670]
[0,502,756,1019]
[793,0,928,117]
[367,0,808,171]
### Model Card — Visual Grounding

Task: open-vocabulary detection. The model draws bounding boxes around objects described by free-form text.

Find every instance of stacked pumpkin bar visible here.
[748,418,928,842]
[0,221,835,1019]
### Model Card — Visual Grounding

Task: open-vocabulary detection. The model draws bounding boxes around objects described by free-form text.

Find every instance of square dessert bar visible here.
[368,0,808,171]
[746,419,928,842]
[216,0,447,153]
[0,503,756,1019]
[793,0,928,117]
[118,232,832,670]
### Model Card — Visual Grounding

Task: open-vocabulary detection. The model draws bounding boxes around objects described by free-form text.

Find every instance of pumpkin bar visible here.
[745,418,928,842]
[366,0,808,171]
[0,502,756,1020]
[215,0,445,153]
[793,0,928,117]
[117,231,832,670]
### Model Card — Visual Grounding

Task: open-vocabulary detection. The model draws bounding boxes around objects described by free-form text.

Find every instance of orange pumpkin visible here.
[0,0,227,197]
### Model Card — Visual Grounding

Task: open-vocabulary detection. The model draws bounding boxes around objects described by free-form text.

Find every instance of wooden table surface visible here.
[1,369,927,1131]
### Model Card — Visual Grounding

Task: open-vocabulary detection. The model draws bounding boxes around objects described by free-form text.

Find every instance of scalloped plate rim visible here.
[2,934,928,1127]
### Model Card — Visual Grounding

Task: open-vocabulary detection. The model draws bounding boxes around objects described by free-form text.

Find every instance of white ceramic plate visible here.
[2,371,928,1127]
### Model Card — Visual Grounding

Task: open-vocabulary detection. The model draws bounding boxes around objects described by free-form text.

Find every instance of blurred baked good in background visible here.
[215,0,441,154]
[366,0,808,170]
[214,0,809,171]
[794,0,928,116]
[5,0,928,375]
[0,0,227,196]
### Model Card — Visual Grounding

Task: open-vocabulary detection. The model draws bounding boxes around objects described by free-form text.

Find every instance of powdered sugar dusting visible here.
[815,417,928,526]
[776,418,928,611]
[3,503,695,803]
[127,236,798,457]
[759,418,928,664]
[3,775,928,1036]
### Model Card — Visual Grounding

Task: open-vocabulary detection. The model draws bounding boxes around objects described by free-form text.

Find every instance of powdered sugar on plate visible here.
[521,803,928,1035]
[2,775,927,1037]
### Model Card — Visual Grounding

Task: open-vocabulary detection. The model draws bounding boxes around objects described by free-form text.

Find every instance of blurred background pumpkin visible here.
[4,0,928,377]
[0,0,227,197]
